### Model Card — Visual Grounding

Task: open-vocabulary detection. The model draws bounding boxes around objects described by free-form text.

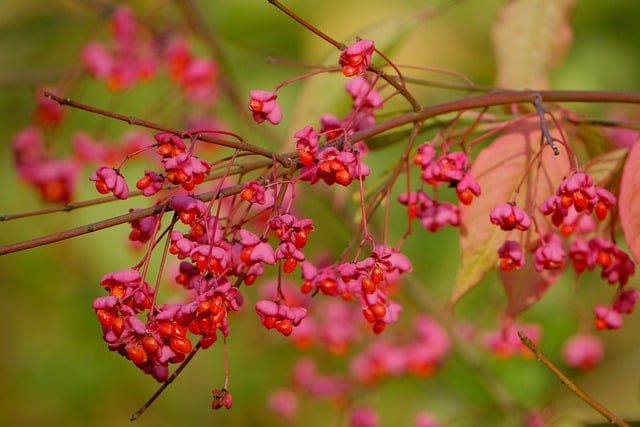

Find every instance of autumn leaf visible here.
[582,147,628,186]
[492,0,576,89]
[619,140,640,262]
[451,117,570,307]
[501,257,562,322]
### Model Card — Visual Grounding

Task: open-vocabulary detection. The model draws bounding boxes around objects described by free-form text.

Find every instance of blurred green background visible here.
[1,1,640,426]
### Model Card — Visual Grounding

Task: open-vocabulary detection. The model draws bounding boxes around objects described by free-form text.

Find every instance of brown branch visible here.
[44,92,290,166]
[130,342,202,421]
[0,185,236,256]
[518,331,632,427]
[5,89,640,255]
[345,89,640,144]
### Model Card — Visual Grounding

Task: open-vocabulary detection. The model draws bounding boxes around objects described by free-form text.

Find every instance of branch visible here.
[346,89,640,144]
[44,92,291,166]
[518,331,632,427]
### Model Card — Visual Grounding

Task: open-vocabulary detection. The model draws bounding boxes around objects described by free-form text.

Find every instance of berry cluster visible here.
[9,3,640,423]
[398,142,481,233]
[491,171,637,329]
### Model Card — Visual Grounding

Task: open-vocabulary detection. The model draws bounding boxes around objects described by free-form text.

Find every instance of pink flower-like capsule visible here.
[248,90,282,125]
[533,234,566,272]
[557,172,598,212]
[348,406,380,427]
[294,126,319,166]
[490,203,531,231]
[344,76,383,109]
[497,240,525,270]
[239,180,266,205]
[593,304,623,330]
[169,195,207,225]
[414,142,436,166]
[594,187,616,220]
[613,288,639,314]
[90,165,129,199]
[419,201,460,232]
[267,388,298,419]
[562,334,604,371]
[568,238,597,273]
[135,169,164,196]
[455,173,482,205]
[255,299,307,336]
[339,39,375,77]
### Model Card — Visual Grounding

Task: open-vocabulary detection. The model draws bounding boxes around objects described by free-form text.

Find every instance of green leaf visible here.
[582,147,628,186]
[492,0,576,89]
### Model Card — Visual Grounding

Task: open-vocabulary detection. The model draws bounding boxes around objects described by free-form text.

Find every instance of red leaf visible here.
[619,139,640,262]
[451,117,570,307]
[501,258,562,323]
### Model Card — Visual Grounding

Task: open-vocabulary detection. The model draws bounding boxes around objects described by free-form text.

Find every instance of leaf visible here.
[619,140,640,262]
[451,118,570,306]
[501,258,561,322]
[492,0,576,89]
[565,121,615,160]
[582,147,628,186]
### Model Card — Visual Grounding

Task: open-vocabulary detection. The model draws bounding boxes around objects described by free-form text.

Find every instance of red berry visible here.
[595,202,608,221]
[294,230,308,248]
[298,150,314,166]
[170,336,193,354]
[96,309,113,327]
[335,169,352,186]
[211,307,227,324]
[197,300,211,314]
[142,336,159,353]
[371,303,387,318]
[371,265,384,284]
[179,210,195,224]
[240,187,255,202]
[263,315,277,329]
[136,175,152,190]
[159,322,175,337]
[373,321,386,334]
[95,181,110,194]
[112,317,125,336]
[318,278,338,295]
[361,277,376,294]
[457,188,474,205]
[201,333,217,349]
[362,307,376,323]
[127,345,148,364]
[560,194,573,209]
[301,281,313,294]
[173,324,187,338]
[275,319,293,336]
[348,54,363,66]
[249,99,263,112]
[283,257,297,274]
[240,245,254,263]
[157,143,172,157]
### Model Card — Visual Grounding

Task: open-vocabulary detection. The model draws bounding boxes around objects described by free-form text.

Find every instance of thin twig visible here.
[44,92,290,166]
[532,94,560,155]
[518,331,631,427]
[130,342,202,421]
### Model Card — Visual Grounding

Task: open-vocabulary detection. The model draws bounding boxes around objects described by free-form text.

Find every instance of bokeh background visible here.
[1,1,640,426]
